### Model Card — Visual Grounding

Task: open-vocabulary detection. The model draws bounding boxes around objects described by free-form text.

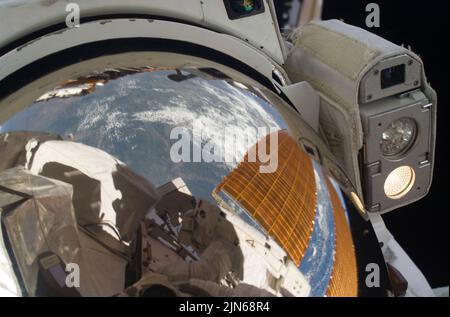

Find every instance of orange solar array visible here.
[215,130,317,266]
[325,178,358,297]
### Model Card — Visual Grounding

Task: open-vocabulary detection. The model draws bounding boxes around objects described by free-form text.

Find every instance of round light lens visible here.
[384,166,416,199]
[381,118,417,157]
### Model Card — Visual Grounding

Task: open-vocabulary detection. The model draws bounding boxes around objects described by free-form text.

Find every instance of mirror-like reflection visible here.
[0,67,357,297]
[2,68,287,199]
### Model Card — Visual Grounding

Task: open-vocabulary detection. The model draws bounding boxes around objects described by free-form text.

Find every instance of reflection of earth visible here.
[0,70,347,297]
[303,163,337,296]
[1,71,285,199]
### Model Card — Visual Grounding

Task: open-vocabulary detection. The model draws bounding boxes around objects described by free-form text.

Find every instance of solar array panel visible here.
[215,130,317,266]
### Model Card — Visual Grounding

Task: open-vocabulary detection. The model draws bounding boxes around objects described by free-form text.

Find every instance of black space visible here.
[318,0,448,288]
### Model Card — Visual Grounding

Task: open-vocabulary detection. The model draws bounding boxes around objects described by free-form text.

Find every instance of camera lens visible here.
[381,64,406,89]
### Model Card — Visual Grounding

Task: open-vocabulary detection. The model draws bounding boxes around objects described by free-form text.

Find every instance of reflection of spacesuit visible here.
[156,199,244,283]
[0,131,276,297]
[0,131,162,296]
[120,199,274,297]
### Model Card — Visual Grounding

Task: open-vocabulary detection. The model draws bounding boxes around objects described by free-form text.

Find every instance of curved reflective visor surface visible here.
[0,61,357,297]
